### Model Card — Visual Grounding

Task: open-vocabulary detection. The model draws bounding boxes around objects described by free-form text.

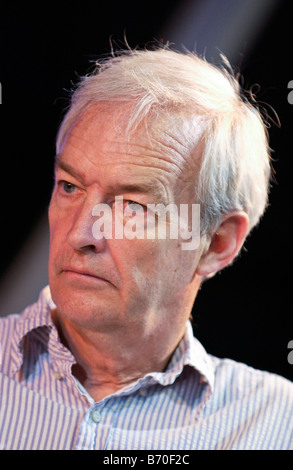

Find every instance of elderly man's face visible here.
[48,104,203,335]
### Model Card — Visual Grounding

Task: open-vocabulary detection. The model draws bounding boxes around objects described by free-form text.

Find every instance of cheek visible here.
[111,239,158,288]
[155,240,198,286]
[48,196,71,242]
[48,216,59,256]
[121,239,181,286]
[48,203,67,266]
[48,199,58,238]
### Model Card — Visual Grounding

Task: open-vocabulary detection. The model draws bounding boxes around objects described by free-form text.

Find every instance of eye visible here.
[59,181,77,194]
[127,201,145,212]
[124,201,146,217]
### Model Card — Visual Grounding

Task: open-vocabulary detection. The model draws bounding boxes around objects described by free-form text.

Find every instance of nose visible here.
[66,197,107,253]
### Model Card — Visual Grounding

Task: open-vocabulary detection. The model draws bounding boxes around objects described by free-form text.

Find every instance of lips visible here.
[62,266,110,283]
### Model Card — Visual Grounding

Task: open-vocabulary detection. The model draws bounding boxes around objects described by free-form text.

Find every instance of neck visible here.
[54,314,186,402]
[52,277,202,402]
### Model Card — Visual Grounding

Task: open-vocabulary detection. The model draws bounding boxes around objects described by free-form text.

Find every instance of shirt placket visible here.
[75,397,120,450]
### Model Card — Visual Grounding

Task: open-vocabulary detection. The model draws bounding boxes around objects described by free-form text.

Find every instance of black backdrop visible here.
[0,0,292,381]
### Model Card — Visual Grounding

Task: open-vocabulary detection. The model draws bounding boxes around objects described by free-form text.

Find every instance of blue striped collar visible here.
[11,286,74,374]
[11,286,215,391]
[132,321,215,392]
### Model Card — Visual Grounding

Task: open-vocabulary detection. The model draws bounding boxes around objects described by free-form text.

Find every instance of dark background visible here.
[0,0,292,381]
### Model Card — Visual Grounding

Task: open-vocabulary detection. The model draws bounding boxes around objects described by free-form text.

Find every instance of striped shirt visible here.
[0,286,292,450]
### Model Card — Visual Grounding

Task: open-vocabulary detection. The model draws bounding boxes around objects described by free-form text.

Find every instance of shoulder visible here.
[208,355,293,449]
[0,313,20,343]
[211,355,293,401]
[0,313,22,378]
[0,287,51,374]
[0,313,21,370]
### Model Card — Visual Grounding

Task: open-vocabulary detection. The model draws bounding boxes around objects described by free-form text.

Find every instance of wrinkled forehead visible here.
[57,103,205,203]
[59,101,204,154]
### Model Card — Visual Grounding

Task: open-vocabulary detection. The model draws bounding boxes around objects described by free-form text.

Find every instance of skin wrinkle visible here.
[56,157,170,205]
[62,159,172,206]
[105,158,176,175]
[57,127,185,208]
[59,133,182,187]
[152,120,205,206]
[73,104,200,173]
[148,135,200,204]
[106,129,189,178]
[107,149,181,175]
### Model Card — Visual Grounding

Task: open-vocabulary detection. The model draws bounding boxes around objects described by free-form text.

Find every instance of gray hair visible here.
[56,47,271,236]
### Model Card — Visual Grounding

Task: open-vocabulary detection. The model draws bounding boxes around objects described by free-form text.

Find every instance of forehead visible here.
[57,103,203,198]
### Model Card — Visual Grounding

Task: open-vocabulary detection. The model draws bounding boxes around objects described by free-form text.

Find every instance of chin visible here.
[50,283,122,332]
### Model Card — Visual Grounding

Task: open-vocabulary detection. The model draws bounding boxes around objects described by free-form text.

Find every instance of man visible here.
[0,47,292,450]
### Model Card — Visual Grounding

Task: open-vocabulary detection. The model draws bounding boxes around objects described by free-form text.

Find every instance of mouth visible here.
[62,267,110,285]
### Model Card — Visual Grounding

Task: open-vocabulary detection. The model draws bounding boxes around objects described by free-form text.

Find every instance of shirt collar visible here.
[183,321,215,390]
[138,321,215,392]
[11,286,74,373]
[11,286,215,391]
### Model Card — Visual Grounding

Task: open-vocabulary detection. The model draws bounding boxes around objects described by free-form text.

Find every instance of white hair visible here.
[56,47,271,235]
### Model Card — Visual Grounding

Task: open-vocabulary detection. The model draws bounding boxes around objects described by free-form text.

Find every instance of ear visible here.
[196,211,249,277]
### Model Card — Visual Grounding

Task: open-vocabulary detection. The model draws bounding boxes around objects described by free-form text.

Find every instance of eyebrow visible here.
[54,154,168,203]
[54,155,86,183]
[114,182,167,202]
